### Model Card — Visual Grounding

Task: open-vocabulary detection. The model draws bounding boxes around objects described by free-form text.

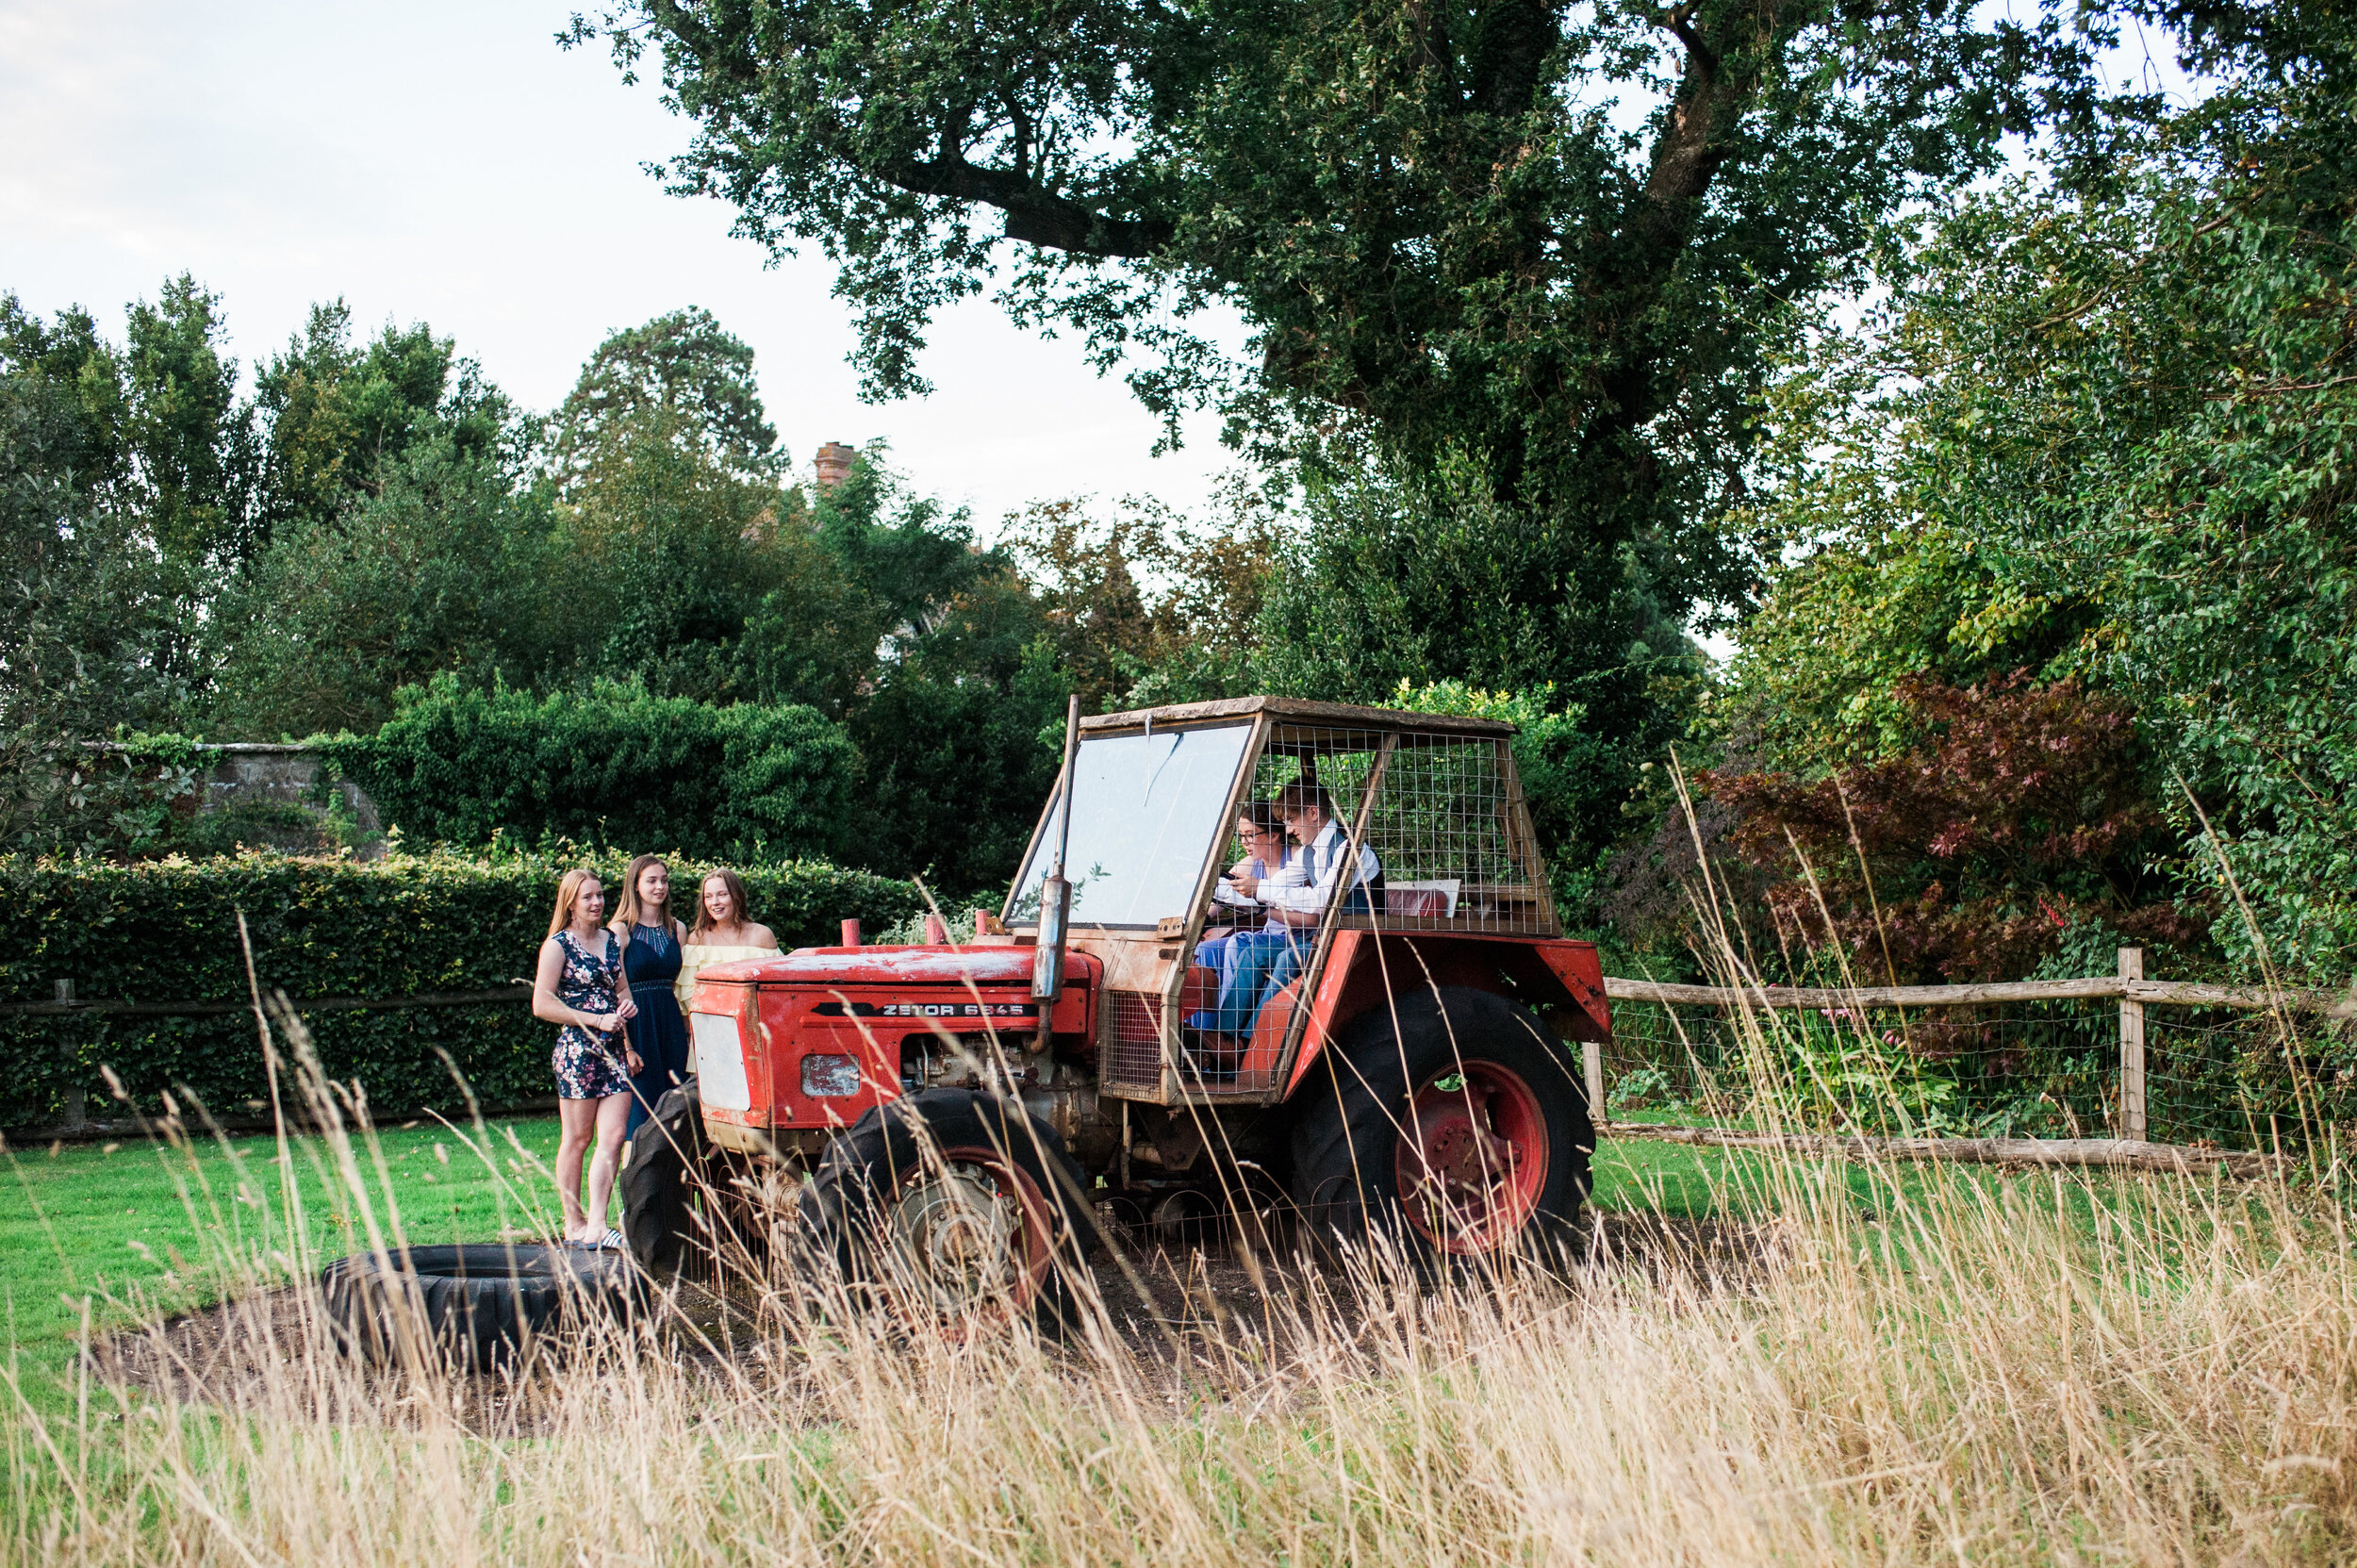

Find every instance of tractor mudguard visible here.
[1282,933,1611,1098]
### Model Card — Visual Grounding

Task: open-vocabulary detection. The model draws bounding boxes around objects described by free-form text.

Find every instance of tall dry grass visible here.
[7,984,2356,1566]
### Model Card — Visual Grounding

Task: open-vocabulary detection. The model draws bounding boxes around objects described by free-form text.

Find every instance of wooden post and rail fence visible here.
[8,950,2344,1171]
[1594,948,2348,1176]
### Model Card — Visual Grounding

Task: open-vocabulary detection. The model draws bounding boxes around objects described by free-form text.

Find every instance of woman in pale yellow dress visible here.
[676,867,782,1008]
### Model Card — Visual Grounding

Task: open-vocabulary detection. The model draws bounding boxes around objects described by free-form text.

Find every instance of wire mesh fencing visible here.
[2144,1007,2357,1149]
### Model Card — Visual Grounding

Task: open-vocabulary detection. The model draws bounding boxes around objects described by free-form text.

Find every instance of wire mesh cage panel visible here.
[1246,724,1380,849]
[1104,991,1165,1091]
[1209,724,1554,936]
[1358,731,1552,933]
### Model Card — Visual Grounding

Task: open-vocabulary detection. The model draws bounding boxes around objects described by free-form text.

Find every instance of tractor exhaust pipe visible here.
[1030,694,1080,1052]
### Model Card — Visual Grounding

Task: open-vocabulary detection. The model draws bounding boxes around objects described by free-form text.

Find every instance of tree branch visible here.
[1641,6,1735,211]
[882,157,1175,257]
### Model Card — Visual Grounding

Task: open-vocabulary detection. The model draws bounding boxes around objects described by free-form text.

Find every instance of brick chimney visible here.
[815,441,857,491]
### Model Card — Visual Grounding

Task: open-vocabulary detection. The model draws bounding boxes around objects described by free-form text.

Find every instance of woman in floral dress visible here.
[532,868,640,1248]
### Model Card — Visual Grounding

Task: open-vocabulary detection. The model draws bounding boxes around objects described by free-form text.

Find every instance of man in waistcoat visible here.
[1184,781,1382,1046]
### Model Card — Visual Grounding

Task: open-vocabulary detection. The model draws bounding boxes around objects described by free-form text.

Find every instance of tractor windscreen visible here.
[1007,723,1253,929]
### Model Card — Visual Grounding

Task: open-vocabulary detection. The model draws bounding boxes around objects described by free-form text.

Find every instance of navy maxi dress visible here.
[620,923,690,1134]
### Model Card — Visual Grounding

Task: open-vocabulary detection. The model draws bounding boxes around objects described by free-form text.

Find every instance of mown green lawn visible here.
[2,1114,570,1402]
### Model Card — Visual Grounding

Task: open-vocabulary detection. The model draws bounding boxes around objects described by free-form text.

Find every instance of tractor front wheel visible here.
[801,1089,1093,1334]
[1290,986,1593,1266]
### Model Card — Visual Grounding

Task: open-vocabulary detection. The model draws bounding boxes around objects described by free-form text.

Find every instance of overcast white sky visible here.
[0,0,1243,528]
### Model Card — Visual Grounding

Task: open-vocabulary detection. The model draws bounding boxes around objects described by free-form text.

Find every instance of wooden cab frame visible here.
[1001,696,1591,1108]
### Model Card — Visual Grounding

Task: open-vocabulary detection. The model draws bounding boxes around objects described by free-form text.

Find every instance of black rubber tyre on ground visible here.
[320,1244,639,1372]
[618,1077,708,1275]
[1289,985,1593,1269]
[800,1088,1094,1335]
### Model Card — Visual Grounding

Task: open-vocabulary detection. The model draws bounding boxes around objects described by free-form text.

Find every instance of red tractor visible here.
[627,696,1611,1321]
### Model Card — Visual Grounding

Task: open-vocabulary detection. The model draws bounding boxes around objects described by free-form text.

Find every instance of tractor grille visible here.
[1104,991,1165,1089]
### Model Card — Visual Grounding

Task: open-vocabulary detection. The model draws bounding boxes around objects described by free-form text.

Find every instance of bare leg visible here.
[555,1096,602,1239]
[581,1091,634,1238]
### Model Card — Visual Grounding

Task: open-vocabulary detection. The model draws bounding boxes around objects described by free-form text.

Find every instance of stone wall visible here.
[192,743,387,855]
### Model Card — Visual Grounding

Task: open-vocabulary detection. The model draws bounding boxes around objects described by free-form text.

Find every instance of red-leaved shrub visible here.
[1698,677,2203,982]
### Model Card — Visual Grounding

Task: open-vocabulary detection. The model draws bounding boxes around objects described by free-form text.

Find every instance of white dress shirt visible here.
[1258,820,1378,916]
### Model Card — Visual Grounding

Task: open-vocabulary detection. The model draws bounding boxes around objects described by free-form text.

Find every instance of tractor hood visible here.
[695,944,1096,989]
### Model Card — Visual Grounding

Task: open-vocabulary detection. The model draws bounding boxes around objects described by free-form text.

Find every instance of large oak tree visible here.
[564,0,2121,895]
[571,0,2107,581]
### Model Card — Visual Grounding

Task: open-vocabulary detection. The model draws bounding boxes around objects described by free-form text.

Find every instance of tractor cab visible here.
[999,697,1601,1102]
[649,697,1611,1316]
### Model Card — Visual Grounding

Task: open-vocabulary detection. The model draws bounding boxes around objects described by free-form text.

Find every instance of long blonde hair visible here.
[547,868,602,936]
[611,853,672,932]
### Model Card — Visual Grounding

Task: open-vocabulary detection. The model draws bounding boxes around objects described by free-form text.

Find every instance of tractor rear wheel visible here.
[800,1089,1093,1335]
[1290,986,1593,1267]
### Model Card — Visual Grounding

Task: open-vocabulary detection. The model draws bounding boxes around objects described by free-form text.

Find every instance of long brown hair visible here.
[611,853,671,932]
[547,868,602,936]
[690,867,754,937]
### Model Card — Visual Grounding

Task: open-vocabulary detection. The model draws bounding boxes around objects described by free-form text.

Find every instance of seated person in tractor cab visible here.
[1194,802,1297,974]
[1184,782,1382,1044]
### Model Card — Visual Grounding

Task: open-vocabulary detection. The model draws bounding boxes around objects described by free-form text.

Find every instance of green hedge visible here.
[318,674,859,860]
[0,850,925,1130]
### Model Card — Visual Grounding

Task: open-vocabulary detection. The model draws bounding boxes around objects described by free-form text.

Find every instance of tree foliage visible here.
[1722,8,2357,976]
[998,487,1277,711]
[209,435,568,734]
[255,300,518,537]
[2,286,238,853]
[121,275,258,586]
[550,305,781,489]
[567,0,2117,718]
[326,673,857,860]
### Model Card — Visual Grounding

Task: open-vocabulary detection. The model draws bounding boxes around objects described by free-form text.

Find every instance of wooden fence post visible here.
[56,979,87,1131]
[1583,1039,1606,1129]
[2119,948,2146,1143]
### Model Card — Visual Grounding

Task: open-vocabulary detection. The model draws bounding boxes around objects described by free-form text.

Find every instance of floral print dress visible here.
[551,929,631,1099]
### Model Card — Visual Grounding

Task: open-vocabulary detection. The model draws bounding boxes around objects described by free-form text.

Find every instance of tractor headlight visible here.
[800,1053,863,1098]
[691,1012,751,1111]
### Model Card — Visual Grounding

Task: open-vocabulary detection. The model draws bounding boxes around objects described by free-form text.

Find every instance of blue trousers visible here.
[1194,928,1244,972]
[1187,926,1309,1035]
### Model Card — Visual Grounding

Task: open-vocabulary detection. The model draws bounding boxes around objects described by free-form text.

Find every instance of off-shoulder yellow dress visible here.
[675,943,779,1010]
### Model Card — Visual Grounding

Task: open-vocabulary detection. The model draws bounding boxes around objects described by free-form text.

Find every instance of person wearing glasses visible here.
[1195,801,1299,974]
[1186,782,1381,1048]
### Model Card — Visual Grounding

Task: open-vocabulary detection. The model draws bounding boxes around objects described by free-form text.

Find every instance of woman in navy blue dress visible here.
[610,853,691,1136]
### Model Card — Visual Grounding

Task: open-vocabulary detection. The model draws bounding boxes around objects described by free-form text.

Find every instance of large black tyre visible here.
[618,1077,708,1275]
[1289,986,1593,1268]
[800,1088,1093,1334]
[319,1244,639,1372]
